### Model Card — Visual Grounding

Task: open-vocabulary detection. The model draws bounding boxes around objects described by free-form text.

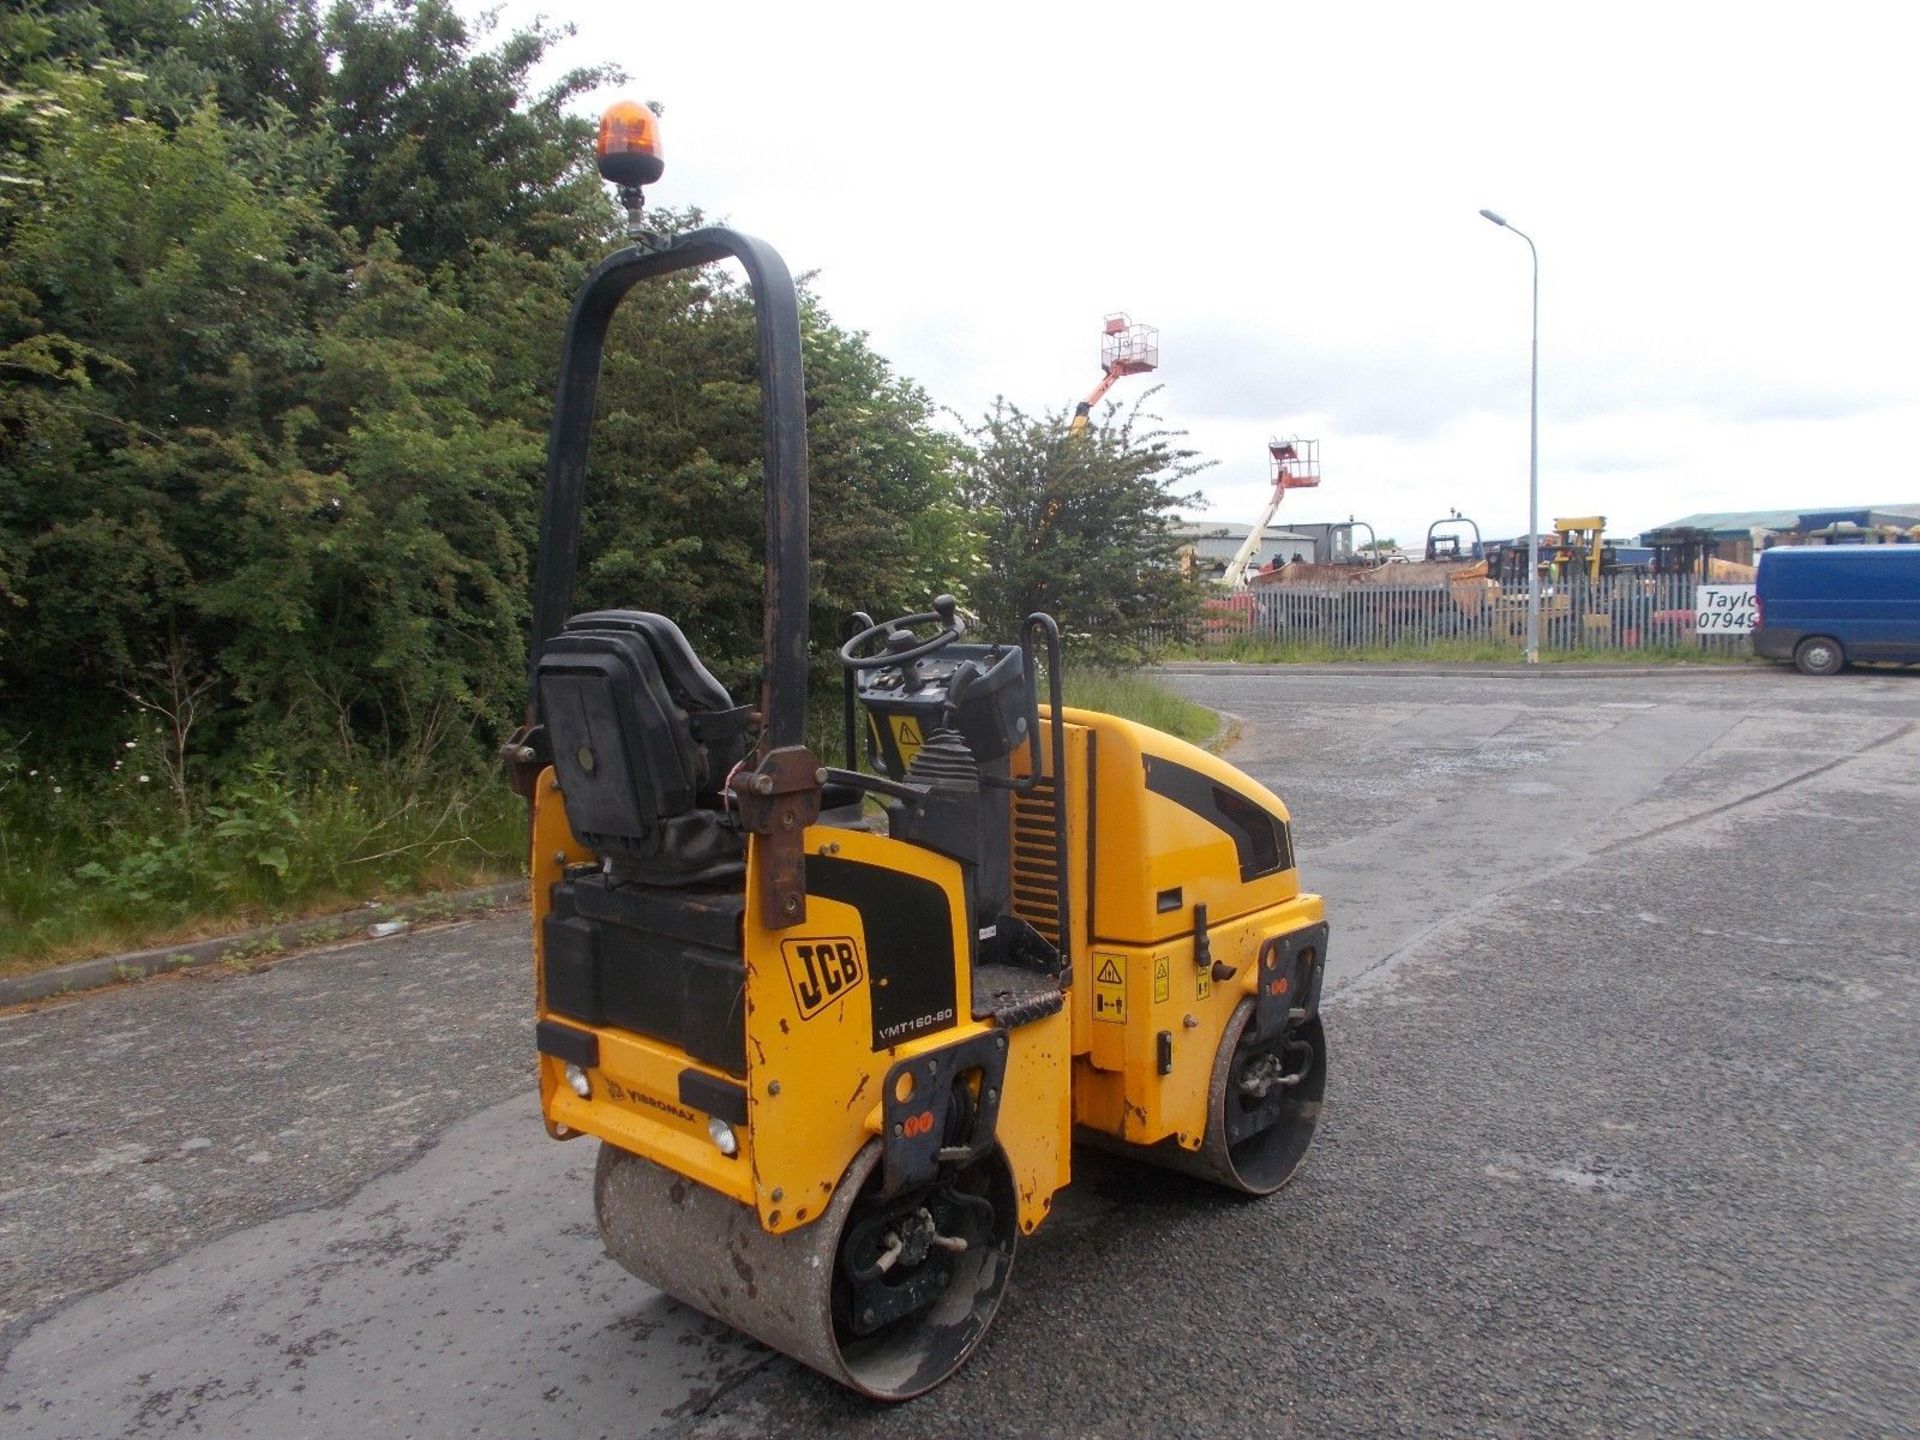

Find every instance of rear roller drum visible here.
[1210,1000,1326,1193]
[594,1138,1017,1400]
[1122,998,1327,1194]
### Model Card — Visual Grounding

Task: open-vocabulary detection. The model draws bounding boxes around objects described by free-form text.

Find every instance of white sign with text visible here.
[1695,584,1757,634]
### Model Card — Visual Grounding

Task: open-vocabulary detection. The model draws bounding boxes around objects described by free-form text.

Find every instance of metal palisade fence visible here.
[1193,573,1751,654]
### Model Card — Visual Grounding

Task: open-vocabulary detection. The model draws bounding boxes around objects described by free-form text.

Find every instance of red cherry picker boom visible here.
[1067,313,1159,435]
[1220,437,1322,588]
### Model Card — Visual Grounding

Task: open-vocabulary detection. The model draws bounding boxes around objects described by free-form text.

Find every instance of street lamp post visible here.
[1479,208,1540,664]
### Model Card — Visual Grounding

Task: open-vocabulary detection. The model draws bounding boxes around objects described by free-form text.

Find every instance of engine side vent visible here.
[1009,779,1062,946]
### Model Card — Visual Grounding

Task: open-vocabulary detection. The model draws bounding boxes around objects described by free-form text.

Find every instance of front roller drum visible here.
[1129,998,1327,1194]
[594,1138,1017,1400]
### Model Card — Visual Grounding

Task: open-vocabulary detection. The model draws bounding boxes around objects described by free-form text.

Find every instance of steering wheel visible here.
[838,594,965,670]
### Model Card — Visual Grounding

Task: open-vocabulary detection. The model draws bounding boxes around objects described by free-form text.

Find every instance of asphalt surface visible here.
[2,665,1916,1437]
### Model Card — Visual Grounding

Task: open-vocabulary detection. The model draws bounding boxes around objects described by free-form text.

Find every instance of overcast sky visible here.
[480,0,1919,547]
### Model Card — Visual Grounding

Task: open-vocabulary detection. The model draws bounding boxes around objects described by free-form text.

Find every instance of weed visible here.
[202,758,302,889]
[233,934,285,961]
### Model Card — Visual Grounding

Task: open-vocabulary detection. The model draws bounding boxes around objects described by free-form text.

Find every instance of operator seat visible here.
[535,611,752,883]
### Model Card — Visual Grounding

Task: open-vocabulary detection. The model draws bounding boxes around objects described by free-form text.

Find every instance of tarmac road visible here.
[2,666,1915,1437]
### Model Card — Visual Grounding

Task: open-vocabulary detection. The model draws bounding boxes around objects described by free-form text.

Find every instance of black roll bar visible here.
[528,228,811,751]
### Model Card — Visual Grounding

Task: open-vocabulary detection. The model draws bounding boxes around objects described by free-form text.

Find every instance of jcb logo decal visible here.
[781,936,866,1020]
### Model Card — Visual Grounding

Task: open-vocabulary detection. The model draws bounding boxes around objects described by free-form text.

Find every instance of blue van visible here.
[1751,546,1920,675]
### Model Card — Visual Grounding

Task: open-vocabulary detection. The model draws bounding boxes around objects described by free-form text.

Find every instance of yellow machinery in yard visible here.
[502,103,1330,1400]
[1550,515,1609,584]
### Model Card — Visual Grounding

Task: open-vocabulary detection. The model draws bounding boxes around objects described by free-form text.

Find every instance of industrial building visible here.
[1644,503,1920,566]
[1174,520,1320,580]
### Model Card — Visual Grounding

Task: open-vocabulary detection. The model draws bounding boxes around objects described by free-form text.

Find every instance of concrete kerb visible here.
[0,879,531,1007]
[1201,707,1243,754]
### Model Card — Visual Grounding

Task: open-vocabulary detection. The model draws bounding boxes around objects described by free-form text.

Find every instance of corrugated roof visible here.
[1171,521,1314,541]
[1649,503,1920,535]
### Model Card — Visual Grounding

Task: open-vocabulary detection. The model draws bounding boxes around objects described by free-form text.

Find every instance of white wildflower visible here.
[139,774,151,783]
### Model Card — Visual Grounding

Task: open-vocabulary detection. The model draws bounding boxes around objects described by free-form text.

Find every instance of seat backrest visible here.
[567,610,734,712]
[536,612,748,866]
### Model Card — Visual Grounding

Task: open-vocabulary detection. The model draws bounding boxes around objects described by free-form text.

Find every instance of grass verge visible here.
[1063,669,1218,744]
[1,765,526,978]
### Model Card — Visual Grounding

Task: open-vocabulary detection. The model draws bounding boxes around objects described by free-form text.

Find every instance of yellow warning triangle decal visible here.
[1096,958,1123,985]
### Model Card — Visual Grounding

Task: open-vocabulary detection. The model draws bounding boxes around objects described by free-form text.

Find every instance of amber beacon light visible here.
[597,100,664,188]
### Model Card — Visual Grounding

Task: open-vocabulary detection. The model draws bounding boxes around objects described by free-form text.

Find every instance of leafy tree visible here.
[0,72,332,754]
[798,291,972,622]
[0,0,976,803]
[320,0,617,268]
[0,0,193,97]
[955,398,1206,664]
[201,233,543,770]
[3,0,616,266]
[182,0,328,128]
[0,2,600,776]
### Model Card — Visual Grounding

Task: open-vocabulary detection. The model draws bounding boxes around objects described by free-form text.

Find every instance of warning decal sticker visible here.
[889,714,926,769]
[1093,953,1127,1024]
[1153,954,1171,1004]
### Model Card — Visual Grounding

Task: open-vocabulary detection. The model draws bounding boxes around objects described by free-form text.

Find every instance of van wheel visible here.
[1793,636,1844,676]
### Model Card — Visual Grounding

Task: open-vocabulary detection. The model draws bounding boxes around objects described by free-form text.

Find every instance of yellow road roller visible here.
[502,103,1329,1400]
